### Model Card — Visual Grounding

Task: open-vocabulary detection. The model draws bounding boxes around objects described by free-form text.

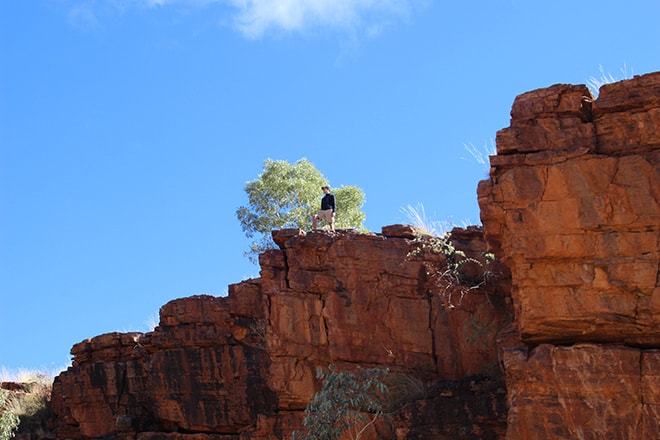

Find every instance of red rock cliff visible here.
[47,71,660,440]
[50,226,510,439]
[478,71,660,439]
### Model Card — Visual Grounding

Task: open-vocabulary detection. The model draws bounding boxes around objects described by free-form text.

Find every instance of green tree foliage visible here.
[0,390,19,440]
[292,365,389,440]
[236,158,366,261]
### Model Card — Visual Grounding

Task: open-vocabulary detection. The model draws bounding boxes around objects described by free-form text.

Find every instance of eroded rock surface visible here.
[50,227,510,439]
[47,72,660,440]
[478,71,660,439]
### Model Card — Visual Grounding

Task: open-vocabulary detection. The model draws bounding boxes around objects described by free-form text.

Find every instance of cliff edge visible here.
[478,71,660,439]
[44,71,660,440]
[50,226,511,439]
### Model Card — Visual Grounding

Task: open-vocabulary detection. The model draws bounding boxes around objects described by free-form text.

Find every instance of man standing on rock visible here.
[312,185,336,231]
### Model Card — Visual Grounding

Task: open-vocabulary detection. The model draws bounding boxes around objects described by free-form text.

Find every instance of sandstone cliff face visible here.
[50,226,510,439]
[478,71,660,439]
[47,72,660,440]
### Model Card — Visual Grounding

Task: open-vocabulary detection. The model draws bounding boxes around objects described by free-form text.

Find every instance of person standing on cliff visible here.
[312,185,336,231]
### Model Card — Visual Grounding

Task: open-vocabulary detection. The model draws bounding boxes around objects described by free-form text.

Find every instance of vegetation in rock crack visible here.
[236,158,367,262]
[408,232,496,308]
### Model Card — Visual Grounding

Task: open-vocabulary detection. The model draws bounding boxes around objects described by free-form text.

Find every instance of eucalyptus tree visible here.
[236,158,366,262]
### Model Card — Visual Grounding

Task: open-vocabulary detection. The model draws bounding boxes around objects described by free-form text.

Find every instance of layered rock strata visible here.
[50,226,511,439]
[46,71,660,440]
[478,71,660,439]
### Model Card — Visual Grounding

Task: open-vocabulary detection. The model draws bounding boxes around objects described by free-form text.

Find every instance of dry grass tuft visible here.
[1,369,54,438]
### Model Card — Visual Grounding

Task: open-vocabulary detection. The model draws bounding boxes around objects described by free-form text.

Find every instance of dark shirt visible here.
[321,193,336,212]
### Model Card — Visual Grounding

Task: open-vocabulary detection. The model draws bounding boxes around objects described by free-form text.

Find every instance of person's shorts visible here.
[317,209,334,224]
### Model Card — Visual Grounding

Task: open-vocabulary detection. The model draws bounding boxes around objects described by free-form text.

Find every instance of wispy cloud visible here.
[68,3,102,31]
[227,0,416,39]
[69,0,422,39]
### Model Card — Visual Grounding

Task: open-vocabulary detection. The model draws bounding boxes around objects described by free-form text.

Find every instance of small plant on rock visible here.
[409,232,496,308]
[399,204,449,237]
[586,63,633,97]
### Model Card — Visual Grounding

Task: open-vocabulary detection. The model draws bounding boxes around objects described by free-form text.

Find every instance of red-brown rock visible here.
[480,73,660,345]
[502,344,660,439]
[49,227,510,439]
[479,71,660,439]
[44,72,660,440]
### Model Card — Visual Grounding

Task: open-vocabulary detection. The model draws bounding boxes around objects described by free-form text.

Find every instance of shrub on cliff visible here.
[409,232,496,308]
[292,365,425,440]
[292,365,389,440]
[0,372,52,439]
[237,158,367,262]
[0,389,19,440]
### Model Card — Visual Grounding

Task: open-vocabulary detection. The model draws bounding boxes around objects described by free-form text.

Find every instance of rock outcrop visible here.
[50,226,511,439]
[45,71,660,440]
[478,71,660,439]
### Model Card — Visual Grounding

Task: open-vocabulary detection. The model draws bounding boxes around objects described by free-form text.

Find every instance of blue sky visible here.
[1,0,659,373]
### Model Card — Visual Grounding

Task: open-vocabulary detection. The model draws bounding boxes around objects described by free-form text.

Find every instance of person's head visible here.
[321,185,330,193]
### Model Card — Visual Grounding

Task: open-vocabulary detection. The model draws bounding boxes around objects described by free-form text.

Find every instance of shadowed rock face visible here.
[50,225,511,439]
[46,72,660,440]
[478,71,660,439]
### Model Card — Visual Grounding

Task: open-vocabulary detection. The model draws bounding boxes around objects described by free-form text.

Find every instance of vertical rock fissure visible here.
[639,351,645,407]
[282,248,292,290]
[116,362,128,415]
[319,293,329,351]
[428,293,438,371]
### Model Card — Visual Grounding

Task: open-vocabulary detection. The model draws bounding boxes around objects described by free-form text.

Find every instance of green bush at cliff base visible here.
[292,365,389,440]
[292,365,427,440]
[0,371,53,439]
[0,389,20,440]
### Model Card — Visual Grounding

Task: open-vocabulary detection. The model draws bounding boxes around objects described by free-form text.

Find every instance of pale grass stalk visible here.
[400,203,450,237]
[587,63,633,97]
[463,139,496,173]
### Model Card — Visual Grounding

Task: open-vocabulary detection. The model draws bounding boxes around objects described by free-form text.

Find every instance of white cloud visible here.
[69,0,421,39]
[68,4,102,30]
[227,0,417,39]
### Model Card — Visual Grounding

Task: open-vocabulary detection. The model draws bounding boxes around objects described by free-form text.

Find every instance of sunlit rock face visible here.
[478,71,660,439]
[50,225,511,439]
[46,72,660,440]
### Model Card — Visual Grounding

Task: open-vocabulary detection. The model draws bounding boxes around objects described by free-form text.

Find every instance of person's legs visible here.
[318,210,334,231]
